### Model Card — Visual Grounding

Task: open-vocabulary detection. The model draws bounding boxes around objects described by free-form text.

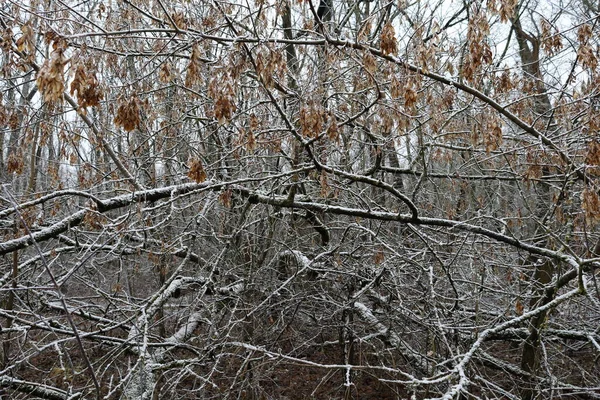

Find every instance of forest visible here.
[1,0,600,398]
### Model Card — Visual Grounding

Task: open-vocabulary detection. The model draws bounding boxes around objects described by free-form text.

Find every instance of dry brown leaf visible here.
[114,96,141,131]
[36,41,69,104]
[380,23,397,56]
[188,158,207,183]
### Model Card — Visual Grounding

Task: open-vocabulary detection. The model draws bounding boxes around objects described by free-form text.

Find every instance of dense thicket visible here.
[1,0,600,399]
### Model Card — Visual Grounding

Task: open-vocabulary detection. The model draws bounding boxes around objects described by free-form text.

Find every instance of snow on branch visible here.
[0,376,82,400]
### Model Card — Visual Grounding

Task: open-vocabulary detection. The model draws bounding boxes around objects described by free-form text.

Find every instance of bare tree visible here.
[1,0,600,399]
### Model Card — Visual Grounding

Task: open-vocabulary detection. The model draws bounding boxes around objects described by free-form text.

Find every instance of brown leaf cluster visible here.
[515,299,524,316]
[219,188,232,208]
[363,51,377,75]
[582,186,600,224]
[171,12,188,30]
[159,62,173,83]
[585,140,600,166]
[83,208,104,230]
[417,43,437,73]
[70,63,103,110]
[185,45,203,87]
[242,113,260,151]
[390,75,402,99]
[497,0,517,23]
[246,129,256,151]
[404,87,418,109]
[495,68,515,94]
[16,21,35,60]
[441,88,455,109]
[114,96,141,132]
[374,247,385,265]
[188,158,207,183]
[249,113,260,132]
[208,73,237,124]
[8,112,19,129]
[576,24,598,71]
[391,73,419,110]
[401,77,419,110]
[36,40,69,104]
[256,46,285,89]
[7,149,24,174]
[373,104,396,135]
[44,31,61,45]
[577,44,598,71]
[540,19,562,56]
[484,117,503,153]
[577,24,593,44]
[487,0,516,22]
[97,3,106,19]
[380,23,397,56]
[326,111,339,142]
[464,10,492,81]
[588,107,600,136]
[1,28,12,52]
[358,21,372,42]
[299,100,325,138]
[228,48,248,81]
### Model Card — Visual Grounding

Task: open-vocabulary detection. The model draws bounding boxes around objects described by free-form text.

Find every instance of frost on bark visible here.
[1,0,600,399]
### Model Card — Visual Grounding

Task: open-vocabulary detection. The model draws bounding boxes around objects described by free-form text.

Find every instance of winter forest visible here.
[1,0,600,398]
